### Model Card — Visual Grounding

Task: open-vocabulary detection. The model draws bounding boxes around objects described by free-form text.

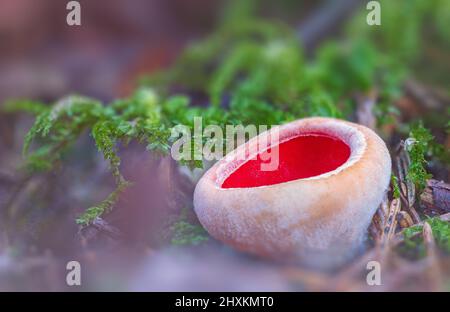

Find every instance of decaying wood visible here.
[420,179,450,216]
[397,210,414,229]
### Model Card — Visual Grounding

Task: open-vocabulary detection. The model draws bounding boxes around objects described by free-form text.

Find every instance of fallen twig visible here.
[381,198,401,245]
[397,211,414,229]
[422,222,442,291]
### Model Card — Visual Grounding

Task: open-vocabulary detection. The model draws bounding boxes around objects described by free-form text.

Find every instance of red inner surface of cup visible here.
[221,133,351,188]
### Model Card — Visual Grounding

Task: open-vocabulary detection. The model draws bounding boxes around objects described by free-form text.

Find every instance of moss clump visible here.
[167,208,209,246]
[407,122,434,193]
[391,174,401,199]
[400,217,450,259]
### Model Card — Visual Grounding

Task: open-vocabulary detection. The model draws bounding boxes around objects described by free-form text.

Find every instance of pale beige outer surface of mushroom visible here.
[194,117,391,264]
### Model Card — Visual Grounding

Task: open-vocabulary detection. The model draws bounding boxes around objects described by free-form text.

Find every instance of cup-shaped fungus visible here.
[194,117,391,265]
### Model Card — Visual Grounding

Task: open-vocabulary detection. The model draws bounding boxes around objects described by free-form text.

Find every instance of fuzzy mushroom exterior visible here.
[193,117,391,263]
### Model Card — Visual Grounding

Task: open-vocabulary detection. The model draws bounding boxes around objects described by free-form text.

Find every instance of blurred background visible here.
[0,0,222,102]
[0,0,449,291]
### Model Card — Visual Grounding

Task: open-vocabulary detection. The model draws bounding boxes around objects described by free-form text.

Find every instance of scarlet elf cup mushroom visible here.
[193,117,391,263]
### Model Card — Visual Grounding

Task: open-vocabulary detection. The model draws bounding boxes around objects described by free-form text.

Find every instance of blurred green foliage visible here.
[401,217,450,259]
[347,0,450,87]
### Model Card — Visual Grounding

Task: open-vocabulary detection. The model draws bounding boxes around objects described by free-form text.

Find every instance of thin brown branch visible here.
[422,222,442,291]
[397,211,414,229]
[381,198,401,245]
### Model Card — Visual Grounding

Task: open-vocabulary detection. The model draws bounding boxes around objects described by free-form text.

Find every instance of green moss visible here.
[400,217,450,259]
[168,208,209,246]
[401,224,426,259]
[391,174,401,199]
[75,179,132,227]
[407,122,433,193]
[2,99,49,115]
